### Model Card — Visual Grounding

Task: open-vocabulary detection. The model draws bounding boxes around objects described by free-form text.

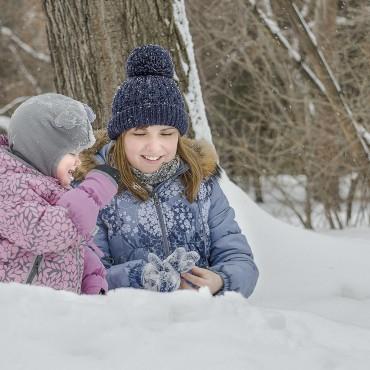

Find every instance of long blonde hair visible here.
[109,133,204,203]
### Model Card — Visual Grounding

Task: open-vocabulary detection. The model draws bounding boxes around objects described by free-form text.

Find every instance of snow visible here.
[252,174,370,229]
[291,3,318,47]
[225,177,370,316]
[1,4,369,364]
[172,0,213,144]
[1,175,370,370]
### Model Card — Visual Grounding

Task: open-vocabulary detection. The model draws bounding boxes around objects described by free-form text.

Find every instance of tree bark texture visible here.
[43,0,190,129]
[313,0,341,227]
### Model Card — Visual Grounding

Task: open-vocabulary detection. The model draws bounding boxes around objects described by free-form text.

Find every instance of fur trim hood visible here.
[74,130,220,182]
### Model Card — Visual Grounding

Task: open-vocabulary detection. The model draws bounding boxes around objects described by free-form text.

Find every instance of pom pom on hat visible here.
[126,44,174,78]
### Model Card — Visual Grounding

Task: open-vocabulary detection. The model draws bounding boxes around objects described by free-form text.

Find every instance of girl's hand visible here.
[180,266,224,295]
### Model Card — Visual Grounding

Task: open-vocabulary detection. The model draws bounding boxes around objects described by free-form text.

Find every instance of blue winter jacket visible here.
[78,133,258,298]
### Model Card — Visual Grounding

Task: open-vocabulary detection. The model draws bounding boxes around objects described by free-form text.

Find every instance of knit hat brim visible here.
[108,104,188,140]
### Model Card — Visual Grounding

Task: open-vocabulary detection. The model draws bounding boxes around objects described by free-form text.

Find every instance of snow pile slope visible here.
[1,176,369,370]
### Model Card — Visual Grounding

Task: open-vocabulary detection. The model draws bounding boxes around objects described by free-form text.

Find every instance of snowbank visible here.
[1,176,369,370]
[1,283,370,370]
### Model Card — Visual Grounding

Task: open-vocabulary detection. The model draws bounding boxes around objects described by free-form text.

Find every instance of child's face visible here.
[56,153,81,187]
[123,125,179,173]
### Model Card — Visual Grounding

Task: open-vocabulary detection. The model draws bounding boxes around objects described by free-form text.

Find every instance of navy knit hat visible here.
[107,44,188,140]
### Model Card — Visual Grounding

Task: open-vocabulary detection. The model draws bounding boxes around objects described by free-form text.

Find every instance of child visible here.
[77,45,259,298]
[0,93,119,294]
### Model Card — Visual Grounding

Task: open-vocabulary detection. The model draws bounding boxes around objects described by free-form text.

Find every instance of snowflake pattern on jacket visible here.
[99,178,212,264]
[78,132,259,298]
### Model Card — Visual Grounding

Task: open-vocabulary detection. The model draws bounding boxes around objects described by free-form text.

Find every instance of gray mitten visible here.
[142,253,180,292]
[164,247,200,274]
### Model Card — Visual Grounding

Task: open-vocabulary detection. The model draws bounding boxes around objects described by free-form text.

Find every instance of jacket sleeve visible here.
[207,179,259,298]
[0,170,117,255]
[94,215,146,290]
[81,244,108,294]
[57,170,118,239]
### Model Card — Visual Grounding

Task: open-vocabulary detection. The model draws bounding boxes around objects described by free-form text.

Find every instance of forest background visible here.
[1,0,369,231]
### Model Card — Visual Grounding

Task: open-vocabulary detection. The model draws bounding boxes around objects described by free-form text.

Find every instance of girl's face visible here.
[56,153,81,187]
[123,125,179,173]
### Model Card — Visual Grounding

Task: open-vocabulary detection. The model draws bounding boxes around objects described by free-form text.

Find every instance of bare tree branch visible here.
[282,1,370,166]
[8,45,42,94]
[247,2,326,94]
[1,25,50,63]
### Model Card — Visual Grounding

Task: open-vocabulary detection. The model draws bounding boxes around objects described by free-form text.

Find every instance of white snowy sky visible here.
[2,175,369,370]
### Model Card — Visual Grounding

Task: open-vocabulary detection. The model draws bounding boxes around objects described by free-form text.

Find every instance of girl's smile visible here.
[123,125,179,173]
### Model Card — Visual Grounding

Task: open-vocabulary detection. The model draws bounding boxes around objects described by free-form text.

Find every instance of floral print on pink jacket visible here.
[0,135,117,294]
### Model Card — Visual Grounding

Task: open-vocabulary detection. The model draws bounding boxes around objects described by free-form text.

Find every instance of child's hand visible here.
[164,247,200,274]
[142,253,180,292]
[180,267,224,295]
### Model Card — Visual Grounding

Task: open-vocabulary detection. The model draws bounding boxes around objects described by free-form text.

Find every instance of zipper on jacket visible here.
[152,193,171,257]
[25,255,43,284]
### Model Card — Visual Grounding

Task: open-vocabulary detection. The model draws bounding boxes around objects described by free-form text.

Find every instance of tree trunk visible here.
[42,0,191,129]
[313,0,342,228]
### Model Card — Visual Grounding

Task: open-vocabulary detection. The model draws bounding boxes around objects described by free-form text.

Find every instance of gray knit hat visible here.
[8,93,96,177]
[107,44,188,140]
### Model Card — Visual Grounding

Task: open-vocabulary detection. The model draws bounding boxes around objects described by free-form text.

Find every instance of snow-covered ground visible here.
[1,175,369,370]
[254,175,369,229]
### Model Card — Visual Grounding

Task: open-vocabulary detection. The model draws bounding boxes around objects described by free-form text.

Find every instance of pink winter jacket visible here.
[0,135,117,294]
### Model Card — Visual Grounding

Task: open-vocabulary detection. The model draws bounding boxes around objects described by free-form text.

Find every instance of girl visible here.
[0,93,119,294]
[78,45,259,298]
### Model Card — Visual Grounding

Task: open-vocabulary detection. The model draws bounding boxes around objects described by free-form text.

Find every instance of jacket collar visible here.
[74,129,220,183]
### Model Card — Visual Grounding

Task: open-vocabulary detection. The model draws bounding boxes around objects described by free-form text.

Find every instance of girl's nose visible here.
[144,137,162,152]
